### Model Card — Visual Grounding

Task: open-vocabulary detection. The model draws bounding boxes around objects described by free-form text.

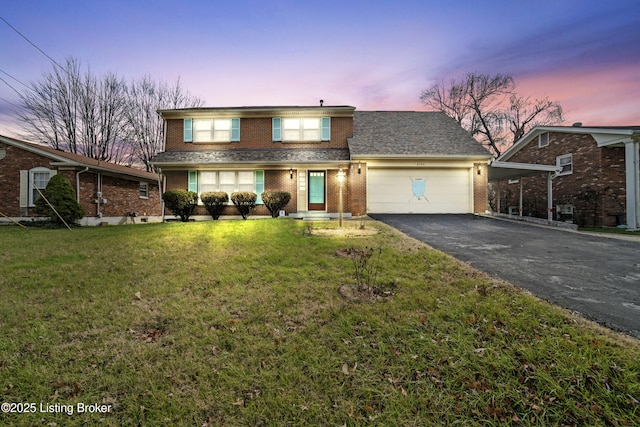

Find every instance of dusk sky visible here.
[1,0,639,137]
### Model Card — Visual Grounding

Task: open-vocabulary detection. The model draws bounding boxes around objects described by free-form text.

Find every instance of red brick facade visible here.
[500,132,629,227]
[155,107,488,218]
[0,139,161,224]
[165,116,353,151]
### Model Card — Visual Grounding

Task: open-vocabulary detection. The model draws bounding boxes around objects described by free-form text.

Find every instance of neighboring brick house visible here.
[150,105,492,219]
[489,125,640,228]
[0,134,163,225]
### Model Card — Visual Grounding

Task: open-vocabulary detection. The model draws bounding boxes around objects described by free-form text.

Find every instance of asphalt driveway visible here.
[371,214,640,338]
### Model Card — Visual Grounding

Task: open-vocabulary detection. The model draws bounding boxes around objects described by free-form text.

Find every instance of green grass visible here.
[0,219,638,426]
[579,226,640,236]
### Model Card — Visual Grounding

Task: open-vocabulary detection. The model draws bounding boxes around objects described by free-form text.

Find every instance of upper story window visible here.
[557,153,573,176]
[272,117,330,142]
[538,132,549,147]
[184,118,240,143]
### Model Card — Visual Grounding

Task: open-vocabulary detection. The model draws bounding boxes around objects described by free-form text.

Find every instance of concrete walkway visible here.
[371,214,640,338]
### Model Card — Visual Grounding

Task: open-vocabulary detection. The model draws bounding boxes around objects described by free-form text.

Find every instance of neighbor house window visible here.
[189,170,265,204]
[272,117,330,142]
[538,132,549,147]
[139,182,149,198]
[557,154,573,175]
[29,167,53,206]
[185,118,240,142]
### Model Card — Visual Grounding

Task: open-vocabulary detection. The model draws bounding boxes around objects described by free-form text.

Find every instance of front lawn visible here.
[0,219,638,426]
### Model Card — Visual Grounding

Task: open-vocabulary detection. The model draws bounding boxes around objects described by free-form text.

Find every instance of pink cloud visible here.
[517,65,640,126]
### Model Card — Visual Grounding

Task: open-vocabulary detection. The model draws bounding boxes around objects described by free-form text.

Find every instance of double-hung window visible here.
[557,154,573,176]
[273,117,330,142]
[29,167,53,206]
[185,118,240,142]
[139,182,149,198]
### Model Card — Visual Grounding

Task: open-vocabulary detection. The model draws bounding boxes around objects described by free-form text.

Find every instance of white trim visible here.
[625,141,640,229]
[498,126,636,161]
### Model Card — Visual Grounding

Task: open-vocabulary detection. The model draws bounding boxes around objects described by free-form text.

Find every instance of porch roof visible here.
[488,160,561,181]
[150,148,350,167]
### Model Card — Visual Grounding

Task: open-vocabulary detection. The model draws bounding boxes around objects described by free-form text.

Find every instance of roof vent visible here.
[572,122,583,127]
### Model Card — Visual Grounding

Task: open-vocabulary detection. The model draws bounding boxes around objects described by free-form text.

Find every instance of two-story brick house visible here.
[150,105,492,219]
[0,134,163,225]
[489,125,640,229]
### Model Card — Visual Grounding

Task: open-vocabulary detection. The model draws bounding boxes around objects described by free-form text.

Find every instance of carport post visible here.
[519,178,523,217]
[624,141,639,229]
[547,172,553,222]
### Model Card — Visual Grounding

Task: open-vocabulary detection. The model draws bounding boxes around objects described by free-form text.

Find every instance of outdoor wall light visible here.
[477,164,482,175]
[289,168,293,179]
[358,162,361,174]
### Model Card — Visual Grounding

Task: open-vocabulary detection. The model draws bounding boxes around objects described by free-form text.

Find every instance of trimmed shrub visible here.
[230,192,257,220]
[162,190,198,222]
[261,190,291,218]
[201,191,228,220]
[35,174,84,226]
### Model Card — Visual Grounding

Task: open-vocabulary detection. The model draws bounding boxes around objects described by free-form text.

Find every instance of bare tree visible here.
[421,72,563,157]
[508,94,564,143]
[17,58,205,168]
[18,57,130,163]
[125,76,204,171]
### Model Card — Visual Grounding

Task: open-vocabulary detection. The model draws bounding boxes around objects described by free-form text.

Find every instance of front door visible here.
[308,171,326,210]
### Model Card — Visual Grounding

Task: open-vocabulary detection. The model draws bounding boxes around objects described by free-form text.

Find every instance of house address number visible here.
[416,162,425,166]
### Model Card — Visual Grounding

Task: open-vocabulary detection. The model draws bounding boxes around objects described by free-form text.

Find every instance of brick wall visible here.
[473,163,488,213]
[0,142,51,216]
[165,116,353,151]
[0,141,161,219]
[504,132,628,227]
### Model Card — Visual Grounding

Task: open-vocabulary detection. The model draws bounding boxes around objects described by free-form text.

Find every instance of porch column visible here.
[625,141,640,229]
[547,172,553,222]
[519,178,523,217]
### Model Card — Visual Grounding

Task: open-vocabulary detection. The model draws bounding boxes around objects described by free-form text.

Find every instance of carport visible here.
[488,161,561,221]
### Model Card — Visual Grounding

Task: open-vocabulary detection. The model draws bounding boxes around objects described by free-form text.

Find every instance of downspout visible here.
[156,167,165,222]
[96,173,103,218]
[76,167,89,204]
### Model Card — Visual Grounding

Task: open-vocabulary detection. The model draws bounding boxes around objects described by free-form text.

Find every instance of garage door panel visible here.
[368,169,470,213]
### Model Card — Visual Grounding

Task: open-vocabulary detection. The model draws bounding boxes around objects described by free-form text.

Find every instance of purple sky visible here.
[1,0,639,136]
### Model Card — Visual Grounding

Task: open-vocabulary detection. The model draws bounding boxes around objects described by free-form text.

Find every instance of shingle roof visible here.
[0,134,158,181]
[348,111,491,158]
[150,148,350,165]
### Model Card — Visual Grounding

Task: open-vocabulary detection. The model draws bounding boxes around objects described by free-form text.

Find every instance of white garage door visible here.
[367,168,471,213]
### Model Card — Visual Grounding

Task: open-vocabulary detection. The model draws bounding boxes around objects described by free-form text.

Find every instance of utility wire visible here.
[0,15,65,72]
[0,76,23,97]
[0,68,30,89]
[0,96,25,110]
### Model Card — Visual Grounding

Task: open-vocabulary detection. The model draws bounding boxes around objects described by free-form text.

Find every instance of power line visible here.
[0,96,25,111]
[0,68,30,89]
[0,15,65,72]
[0,76,23,97]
